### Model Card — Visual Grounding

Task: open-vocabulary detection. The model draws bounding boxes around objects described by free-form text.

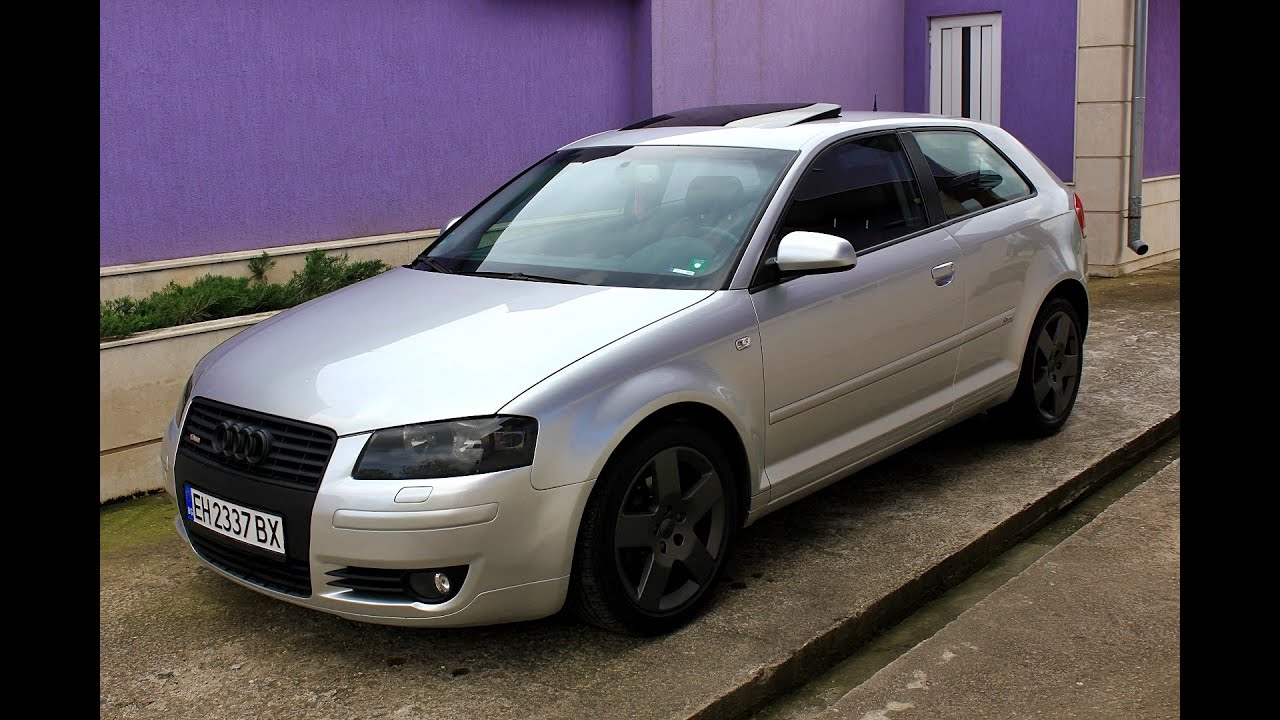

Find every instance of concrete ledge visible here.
[101,228,439,301]
[99,440,164,503]
[816,458,1180,718]
[100,310,280,350]
[689,413,1179,720]
[1089,247,1180,277]
[100,313,277,501]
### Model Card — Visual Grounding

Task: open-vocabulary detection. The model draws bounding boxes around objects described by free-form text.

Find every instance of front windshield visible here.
[415,145,797,289]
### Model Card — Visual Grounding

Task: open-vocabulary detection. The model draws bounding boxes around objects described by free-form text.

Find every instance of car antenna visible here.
[872,93,878,111]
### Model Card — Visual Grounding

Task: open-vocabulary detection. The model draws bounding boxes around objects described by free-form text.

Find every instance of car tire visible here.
[994,296,1084,437]
[568,421,739,635]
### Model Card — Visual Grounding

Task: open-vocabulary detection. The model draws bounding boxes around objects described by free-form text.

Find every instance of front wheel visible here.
[994,297,1084,437]
[568,422,739,635]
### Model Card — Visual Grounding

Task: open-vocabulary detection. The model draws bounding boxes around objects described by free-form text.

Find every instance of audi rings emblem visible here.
[213,421,273,464]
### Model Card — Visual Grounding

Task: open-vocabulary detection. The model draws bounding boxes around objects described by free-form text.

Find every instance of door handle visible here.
[931,262,956,286]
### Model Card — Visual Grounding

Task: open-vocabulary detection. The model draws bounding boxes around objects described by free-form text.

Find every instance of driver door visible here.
[750,131,966,502]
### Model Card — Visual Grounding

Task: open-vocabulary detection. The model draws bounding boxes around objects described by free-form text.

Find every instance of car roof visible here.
[562,105,995,152]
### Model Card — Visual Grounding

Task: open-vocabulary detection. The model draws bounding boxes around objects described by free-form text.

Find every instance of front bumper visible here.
[163,418,595,627]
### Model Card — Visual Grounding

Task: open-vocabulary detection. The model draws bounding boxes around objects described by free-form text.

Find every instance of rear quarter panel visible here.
[947,126,1085,408]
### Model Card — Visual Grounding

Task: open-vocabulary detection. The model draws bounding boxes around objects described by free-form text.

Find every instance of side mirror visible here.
[774,231,857,274]
[442,216,462,234]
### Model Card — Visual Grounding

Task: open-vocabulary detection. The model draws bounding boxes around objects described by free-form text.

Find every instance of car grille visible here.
[189,531,312,597]
[180,398,337,489]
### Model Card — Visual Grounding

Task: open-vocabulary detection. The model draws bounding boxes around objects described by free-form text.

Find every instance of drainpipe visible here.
[1125,0,1150,255]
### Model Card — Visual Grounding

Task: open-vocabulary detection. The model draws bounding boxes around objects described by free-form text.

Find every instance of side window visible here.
[913,130,1031,219]
[781,134,927,253]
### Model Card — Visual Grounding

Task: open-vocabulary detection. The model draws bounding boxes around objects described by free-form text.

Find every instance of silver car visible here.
[163,103,1088,635]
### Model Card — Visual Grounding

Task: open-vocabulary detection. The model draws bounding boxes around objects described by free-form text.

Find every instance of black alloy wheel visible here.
[1031,310,1082,421]
[996,296,1084,437]
[569,422,738,635]
[613,446,727,613]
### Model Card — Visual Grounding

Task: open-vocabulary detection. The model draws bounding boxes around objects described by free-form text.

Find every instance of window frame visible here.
[749,129,936,291]
[714,148,801,290]
[748,124,1038,292]
[905,126,1038,226]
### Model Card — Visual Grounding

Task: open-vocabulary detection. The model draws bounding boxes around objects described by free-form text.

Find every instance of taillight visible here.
[1073,192,1087,238]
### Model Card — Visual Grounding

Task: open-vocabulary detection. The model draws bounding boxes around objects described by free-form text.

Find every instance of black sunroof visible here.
[621,103,823,130]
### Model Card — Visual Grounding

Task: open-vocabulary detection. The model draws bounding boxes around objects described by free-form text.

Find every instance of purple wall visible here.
[1143,0,1179,178]
[903,1,1076,181]
[632,0,654,119]
[649,0,905,114]
[100,0,638,266]
[102,0,1103,268]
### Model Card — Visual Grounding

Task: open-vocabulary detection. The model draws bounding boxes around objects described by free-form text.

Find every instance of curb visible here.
[686,410,1181,720]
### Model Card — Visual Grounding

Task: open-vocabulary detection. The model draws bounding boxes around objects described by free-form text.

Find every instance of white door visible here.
[929,13,1001,124]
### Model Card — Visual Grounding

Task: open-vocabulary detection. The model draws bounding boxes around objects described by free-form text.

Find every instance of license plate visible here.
[185,485,285,555]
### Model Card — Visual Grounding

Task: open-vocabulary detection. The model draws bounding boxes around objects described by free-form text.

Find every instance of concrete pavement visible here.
[100,261,1180,720]
[810,459,1180,720]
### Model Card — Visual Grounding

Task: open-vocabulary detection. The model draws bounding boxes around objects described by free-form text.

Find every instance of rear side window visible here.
[913,130,1031,219]
[780,134,927,253]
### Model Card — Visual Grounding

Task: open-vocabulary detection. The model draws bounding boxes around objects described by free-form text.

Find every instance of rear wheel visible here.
[995,297,1083,437]
[569,422,738,635]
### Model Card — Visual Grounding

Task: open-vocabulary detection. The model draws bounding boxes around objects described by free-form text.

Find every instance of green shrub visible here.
[100,250,388,341]
[247,251,276,283]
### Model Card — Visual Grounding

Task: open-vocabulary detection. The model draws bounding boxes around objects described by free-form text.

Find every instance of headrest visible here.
[685,175,745,219]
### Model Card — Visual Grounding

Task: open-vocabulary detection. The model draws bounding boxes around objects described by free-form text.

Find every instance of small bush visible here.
[247,251,276,283]
[100,250,388,341]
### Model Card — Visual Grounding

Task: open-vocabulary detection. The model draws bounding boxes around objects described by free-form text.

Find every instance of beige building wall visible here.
[1075,0,1179,276]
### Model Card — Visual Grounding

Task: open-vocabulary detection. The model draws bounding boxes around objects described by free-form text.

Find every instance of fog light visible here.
[404,565,468,604]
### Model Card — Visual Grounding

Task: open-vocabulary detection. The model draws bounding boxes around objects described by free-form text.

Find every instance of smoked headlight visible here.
[353,416,538,480]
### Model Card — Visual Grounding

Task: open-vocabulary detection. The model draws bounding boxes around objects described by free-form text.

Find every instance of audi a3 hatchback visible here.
[164,103,1088,635]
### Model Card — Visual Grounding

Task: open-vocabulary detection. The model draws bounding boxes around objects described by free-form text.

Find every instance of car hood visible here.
[192,268,713,436]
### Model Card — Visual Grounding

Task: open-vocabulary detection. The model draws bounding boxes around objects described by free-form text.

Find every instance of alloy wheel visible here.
[613,446,727,613]
[1031,311,1081,421]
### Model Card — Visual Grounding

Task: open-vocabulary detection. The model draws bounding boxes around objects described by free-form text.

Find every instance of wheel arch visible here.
[1044,277,1090,337]
[564,398,752,633]
[599,401,753,528]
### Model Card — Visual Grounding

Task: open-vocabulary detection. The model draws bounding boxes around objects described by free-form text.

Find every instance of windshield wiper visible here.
[415,256,453,274]
[458,270,586,285]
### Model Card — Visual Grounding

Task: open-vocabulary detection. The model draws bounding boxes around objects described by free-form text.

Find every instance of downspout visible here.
[1125,0,1150,255]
